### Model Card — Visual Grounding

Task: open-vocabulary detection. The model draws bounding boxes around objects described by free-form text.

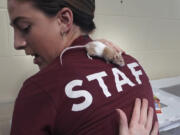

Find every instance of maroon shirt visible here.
[11,35,158,135]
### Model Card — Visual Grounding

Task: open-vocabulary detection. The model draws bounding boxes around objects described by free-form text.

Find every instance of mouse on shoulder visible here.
[86,41,125,66]
[60,41,125,67]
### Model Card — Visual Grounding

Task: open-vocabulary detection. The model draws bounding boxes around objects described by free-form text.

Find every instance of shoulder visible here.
[122,53,150,82]
[17,58,61,99]
[17,76,46,100]
[122,53,140,64]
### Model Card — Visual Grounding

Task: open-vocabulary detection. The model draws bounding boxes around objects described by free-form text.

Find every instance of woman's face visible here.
[8,0,64,70]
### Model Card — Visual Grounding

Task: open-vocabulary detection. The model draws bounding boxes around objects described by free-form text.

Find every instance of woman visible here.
[8,0,158,134]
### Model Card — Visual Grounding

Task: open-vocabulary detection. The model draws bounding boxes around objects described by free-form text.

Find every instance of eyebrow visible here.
[10,16,27,26]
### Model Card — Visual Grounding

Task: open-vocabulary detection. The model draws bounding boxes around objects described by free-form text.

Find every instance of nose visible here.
[14,30,27,50]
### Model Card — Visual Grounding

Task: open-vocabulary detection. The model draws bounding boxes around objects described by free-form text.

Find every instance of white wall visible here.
[93,0,180,79]
[0,0,180,102]
[0,0,38,102]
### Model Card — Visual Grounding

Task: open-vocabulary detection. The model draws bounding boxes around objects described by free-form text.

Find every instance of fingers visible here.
[150,121,159,135]
[139,99,148,125]
[116,98,159,135]
[130,98,141,126]
[95,39,125,53]
[116,109,129,135]
[130,98,154,127]
[145,107,154,131]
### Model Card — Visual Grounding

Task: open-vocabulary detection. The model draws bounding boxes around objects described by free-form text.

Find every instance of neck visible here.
[63,25,86,48]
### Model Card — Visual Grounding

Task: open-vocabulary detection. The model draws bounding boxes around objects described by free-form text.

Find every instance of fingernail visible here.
[115,108,121,112]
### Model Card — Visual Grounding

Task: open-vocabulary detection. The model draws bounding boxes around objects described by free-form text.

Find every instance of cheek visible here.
[28,27,62,62]
[30,36,57,61]
[28,29,47,49]
[26,34,47,61]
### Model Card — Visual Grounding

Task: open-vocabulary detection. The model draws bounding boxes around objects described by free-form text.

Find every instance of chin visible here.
[38,63,48,70]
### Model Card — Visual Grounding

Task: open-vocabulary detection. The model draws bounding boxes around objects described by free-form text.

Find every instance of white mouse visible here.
[60,41,125,66]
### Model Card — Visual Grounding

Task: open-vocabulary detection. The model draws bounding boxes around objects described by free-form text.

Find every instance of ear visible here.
[56,7,73,34]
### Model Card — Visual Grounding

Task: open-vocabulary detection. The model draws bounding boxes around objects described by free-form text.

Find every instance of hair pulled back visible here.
[20,0,96,33]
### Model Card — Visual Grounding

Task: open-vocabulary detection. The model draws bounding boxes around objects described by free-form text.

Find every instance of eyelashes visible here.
[15,23,31,34]
[21,25,31,34]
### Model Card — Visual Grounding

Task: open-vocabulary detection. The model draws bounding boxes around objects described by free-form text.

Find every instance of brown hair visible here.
[18,0,96,33]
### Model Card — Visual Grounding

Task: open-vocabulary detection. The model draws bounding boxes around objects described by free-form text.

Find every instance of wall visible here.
[93,0,180,80]
[0,0,38,102]
[0,0,180,101]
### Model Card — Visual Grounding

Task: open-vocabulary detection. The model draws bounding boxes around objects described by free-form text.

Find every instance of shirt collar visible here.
[71,35,92,46]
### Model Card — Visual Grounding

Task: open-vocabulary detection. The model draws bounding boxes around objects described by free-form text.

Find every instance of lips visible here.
[26,52,48,70]
[33,54,42,65]
[30,53,40,64]
[25,50,46,69]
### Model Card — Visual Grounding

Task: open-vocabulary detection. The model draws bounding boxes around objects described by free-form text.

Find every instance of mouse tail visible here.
[60,46,86,65]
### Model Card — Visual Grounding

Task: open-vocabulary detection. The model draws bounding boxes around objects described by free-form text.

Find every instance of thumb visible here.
[116,109,129,135]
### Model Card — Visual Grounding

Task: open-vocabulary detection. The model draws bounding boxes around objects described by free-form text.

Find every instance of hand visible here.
[95,39,125,54]
[116,98,159,135]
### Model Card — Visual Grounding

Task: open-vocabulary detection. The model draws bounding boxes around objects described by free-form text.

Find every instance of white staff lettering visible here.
[65,80,93,112]
[112,68,135,92]
[127,62,143,84]
[65,62,143,112]
[86,71,111,97]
